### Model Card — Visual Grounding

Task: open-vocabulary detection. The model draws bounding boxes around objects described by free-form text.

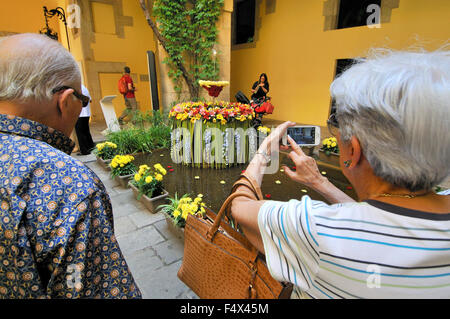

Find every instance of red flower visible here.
[169,169,174,172]
[346,186,353,190]
[167,165,172,168]
[265,194,272,199]
[241,170,246,174]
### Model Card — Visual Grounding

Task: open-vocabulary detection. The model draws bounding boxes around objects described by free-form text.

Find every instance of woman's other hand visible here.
[283,135,328,189]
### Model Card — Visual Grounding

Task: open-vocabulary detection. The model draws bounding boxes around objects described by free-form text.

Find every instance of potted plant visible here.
[318,137,340,167]
[129,163,169,213]
[109,154,136,187]
[93,141,118,170]
[158,193,206,240]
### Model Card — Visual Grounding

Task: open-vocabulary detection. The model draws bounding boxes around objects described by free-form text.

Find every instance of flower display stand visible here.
[114,173,133,188]
[164,214,185,241]
[129,182,169,214]
[96,156,112,171]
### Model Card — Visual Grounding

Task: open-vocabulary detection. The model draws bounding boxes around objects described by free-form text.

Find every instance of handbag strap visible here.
[206,191,257,245]
[231,172,264,200]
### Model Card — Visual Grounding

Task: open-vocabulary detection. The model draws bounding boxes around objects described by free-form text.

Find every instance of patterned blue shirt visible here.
[0,114,142,299]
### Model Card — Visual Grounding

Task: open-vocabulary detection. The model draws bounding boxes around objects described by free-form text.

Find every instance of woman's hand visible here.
[282,136,356,203]
[283,135,328,190]
[258,121,296,157]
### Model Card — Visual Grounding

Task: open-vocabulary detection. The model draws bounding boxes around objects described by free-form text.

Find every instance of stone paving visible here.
[72,152,198,299]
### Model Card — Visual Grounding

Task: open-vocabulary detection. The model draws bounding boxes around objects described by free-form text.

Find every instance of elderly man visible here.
[0,34,141,299]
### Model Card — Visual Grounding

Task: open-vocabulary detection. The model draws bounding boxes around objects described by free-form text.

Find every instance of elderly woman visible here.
[231,49,450,299]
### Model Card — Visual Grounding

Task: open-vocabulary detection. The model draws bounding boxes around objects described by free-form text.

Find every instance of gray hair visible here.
[330,48,450,192]
[0,33,80,104]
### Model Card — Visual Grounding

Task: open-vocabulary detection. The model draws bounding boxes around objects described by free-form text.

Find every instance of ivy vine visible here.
[153,0,224,101]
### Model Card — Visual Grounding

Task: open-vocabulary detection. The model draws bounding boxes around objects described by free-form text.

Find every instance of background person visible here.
[0,33,141,299]
[74,84,95,155]
[118,66,138,125]
[251,73,269,102]
[231,49,450,298]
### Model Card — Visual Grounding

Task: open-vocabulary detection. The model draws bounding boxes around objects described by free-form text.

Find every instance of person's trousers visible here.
[75,117,95,155]
[119,97,138,122]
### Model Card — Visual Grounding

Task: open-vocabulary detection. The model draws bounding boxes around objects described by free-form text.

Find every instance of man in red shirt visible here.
[118,66,138,124]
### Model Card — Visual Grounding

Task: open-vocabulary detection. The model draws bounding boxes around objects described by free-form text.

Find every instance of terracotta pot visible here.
[129,182,169,214]
[318,149,340,168]
[164,213,185,241]
[96,156,112,170]
[114,173,133,188]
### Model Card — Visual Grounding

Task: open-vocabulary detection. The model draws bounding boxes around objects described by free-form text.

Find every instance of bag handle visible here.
[231,172,263,200]
[206,191,256,244]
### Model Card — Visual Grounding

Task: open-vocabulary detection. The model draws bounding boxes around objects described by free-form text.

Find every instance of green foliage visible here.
[130,164,166,199]
[106,110,171,154]
[153,0,224,100]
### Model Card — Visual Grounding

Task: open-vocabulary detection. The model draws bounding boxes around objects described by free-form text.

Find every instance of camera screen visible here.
[287,127,316,145]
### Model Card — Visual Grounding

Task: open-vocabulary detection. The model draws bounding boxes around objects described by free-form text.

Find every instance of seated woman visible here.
[231,49,450,299]
[251,73,269,102]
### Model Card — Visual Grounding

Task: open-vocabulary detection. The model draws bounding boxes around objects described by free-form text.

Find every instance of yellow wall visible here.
[88,0,158,118]
[0,0,61,36]
[230,0,450,126]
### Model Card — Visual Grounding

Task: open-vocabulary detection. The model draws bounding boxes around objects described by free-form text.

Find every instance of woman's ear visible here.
[348,136,362,168]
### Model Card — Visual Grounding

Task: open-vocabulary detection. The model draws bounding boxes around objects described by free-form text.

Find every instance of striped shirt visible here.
[258,195,450,299]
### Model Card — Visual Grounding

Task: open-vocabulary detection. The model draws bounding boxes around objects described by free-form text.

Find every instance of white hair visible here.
[0,33,80,104]
[330,48,450,191]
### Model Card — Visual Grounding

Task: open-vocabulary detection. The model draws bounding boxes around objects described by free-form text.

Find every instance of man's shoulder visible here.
[124,74,133,82]
[1,133,105,194]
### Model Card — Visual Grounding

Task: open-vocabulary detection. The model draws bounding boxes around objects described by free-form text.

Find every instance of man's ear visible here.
[349,136,362,168]
[56,88,74,116]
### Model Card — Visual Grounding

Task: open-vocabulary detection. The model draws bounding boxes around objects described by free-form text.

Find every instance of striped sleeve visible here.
[257,196,321,292]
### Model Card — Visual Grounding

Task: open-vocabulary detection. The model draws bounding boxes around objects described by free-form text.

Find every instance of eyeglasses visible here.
[327,112,339,137]
[52,86,90,108]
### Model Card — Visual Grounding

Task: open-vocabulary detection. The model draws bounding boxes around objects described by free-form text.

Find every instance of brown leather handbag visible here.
[177,173,293,299]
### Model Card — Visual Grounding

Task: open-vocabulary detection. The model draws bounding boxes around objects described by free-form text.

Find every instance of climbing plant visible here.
[140,0,224,101]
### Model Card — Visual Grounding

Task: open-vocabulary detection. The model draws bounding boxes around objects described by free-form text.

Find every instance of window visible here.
[234,0,256,45]
[330,58,355,114]
[91,2,116,35]
[336,0,381,29]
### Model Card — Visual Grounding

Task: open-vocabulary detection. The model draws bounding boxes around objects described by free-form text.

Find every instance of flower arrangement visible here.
[199,80,229,97]
[130,164,167,199]
[159,193,206,228]
[109,154,136,177]
[93,141,117,160]
[198,80,229,87]
[321,137,339,155]
[257,126,271,135]
[169,101,255,125]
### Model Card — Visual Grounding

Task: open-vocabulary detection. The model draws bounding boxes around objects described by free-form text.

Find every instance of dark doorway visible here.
[234,0,256,44]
